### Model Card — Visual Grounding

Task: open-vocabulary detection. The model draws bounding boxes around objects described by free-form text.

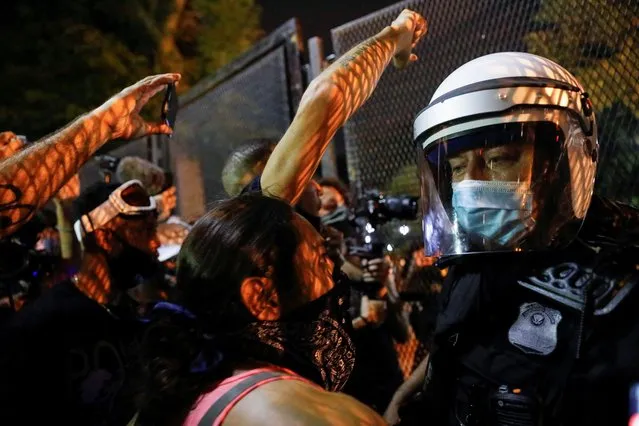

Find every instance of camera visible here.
[355,190,419,227]
[348,190,419,258]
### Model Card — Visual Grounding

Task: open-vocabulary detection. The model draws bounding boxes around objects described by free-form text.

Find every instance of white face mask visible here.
[452,180,535,247]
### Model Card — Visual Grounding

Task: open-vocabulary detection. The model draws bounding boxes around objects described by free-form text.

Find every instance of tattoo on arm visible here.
[264,27,399,204]
[0,112,112,237]
[324,29,397,123]
[0,184,34,229]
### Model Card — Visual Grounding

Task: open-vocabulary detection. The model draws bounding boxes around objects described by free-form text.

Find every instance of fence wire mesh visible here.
[331,0,639,205]
[331,0,639,376]
[169,20,304,217]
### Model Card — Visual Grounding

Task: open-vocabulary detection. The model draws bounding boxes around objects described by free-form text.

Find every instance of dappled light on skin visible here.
[56,174,81,201]
[0,132,27,161]
[237,214,337,320]
[117,214,160,257]
[154,186,177,222]
[240,277,281,321]
[262,10,426,206]
[75,252,113,305]
[156,221,189,246]
[412,249,435,268]
[0,295,26,311]
[292,215,335,304]
[227,378,387,425]
[76,213,159,305]
[0,73,180,239]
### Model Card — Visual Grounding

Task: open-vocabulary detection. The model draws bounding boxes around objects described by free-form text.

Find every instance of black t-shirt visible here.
[241,175,322,231]
[0,281,141,425]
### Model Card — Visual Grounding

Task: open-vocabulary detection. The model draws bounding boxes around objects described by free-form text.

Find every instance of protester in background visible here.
[319,177,352,232]
[222,138,277,197]
[108,154,184,306]
[116,156,167,197]
[115,156,178,222]
[223,138,324,230]
[0,180,161,425]
[343,254,410,413]
[317,177,410,412]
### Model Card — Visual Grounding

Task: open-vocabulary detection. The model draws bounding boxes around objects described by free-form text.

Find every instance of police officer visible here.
[405,52,639,426]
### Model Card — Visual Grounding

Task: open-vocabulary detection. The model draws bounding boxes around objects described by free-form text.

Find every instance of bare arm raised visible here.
[0,73,180,238]
[261,9,427,204]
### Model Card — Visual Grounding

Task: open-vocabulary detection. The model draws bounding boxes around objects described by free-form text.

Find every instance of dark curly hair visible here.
[135,193,302,425]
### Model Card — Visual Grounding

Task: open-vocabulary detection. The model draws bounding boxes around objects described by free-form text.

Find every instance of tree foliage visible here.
[0,0,263,139]
[525,0,639,205]
[525,0,638,117]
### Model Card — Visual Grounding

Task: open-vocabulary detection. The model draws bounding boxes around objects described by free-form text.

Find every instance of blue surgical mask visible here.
[452,180,534,247]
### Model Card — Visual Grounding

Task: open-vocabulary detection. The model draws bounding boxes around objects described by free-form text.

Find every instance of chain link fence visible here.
[331,0,639,206]
[331,0,639,376]
[169,19,304,220]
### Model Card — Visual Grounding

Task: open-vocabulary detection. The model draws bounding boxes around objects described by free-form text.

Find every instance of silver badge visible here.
[508,302,562,356]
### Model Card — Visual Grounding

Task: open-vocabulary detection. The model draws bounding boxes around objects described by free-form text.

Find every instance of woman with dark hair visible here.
[135,9,426,424]
[135,193,383,425]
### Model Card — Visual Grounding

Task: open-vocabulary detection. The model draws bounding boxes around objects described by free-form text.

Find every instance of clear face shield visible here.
[418,108,597,258]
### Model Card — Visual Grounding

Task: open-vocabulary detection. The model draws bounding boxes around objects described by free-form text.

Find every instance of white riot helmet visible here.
[413,52,598,258]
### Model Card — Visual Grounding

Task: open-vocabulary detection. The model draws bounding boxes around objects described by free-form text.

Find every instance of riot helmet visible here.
[413,52,598,257]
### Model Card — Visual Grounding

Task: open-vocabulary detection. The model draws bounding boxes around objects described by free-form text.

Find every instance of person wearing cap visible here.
[386,52,639,426]
[0,179,161,425]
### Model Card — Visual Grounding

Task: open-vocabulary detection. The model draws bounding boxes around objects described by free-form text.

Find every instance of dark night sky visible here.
[257,0,399,53]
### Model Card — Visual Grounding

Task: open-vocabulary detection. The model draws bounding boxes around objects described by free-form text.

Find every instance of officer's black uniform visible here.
[418,196,639,426]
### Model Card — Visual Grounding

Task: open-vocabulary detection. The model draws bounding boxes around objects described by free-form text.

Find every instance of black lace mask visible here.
[229,276,356,392]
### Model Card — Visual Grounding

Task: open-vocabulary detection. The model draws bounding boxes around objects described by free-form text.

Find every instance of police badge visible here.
[508,302,562,356]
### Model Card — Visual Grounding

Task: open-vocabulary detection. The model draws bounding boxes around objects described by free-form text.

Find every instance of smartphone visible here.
[161,83,179,131]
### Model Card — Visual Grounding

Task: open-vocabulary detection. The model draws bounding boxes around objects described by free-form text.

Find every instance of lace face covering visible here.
[230,275,356,391]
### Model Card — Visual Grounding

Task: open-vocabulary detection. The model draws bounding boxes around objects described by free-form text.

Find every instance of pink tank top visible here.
[183,367,315,426]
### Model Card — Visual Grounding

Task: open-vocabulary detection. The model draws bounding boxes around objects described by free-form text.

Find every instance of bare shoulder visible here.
[224,378,386,426]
